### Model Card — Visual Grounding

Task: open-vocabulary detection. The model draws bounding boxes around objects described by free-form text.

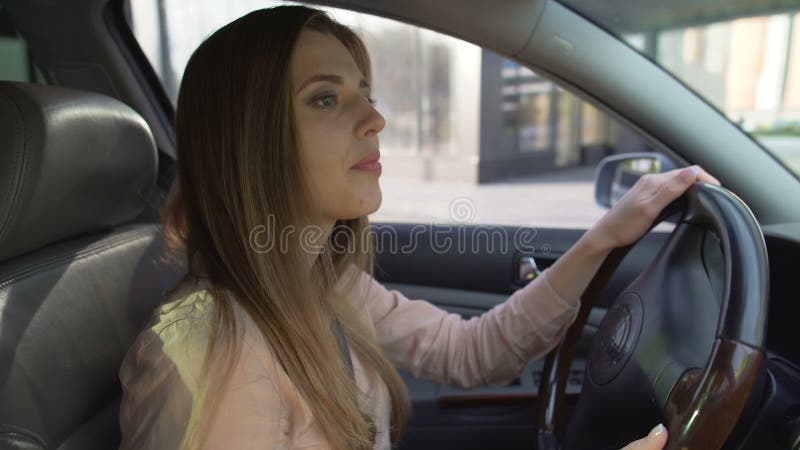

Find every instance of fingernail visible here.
[650,424,666,437]
[688,166,699,175]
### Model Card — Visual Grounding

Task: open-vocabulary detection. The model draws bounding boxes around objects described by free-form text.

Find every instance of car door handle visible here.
[517,255,543,283]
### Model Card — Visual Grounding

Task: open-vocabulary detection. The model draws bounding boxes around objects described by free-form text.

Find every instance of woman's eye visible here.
[309,93,376,109]
[312,95,338,109]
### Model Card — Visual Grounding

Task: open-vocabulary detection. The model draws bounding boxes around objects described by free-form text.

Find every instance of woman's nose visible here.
[355,99,385,139]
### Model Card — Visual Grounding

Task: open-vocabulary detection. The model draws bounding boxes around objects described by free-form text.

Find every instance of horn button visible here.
[589,293,644,386]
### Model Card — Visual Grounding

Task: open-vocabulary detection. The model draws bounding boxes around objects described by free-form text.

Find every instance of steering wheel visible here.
[536,182,769,450]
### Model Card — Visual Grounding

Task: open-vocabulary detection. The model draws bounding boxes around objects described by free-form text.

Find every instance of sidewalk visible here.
[372,166,608,229]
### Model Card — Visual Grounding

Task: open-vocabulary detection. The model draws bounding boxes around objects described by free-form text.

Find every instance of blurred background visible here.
[4,1,798,228]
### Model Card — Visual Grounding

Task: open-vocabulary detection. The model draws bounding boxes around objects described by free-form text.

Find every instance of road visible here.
[373,166,651,230]
[373,138,800,230]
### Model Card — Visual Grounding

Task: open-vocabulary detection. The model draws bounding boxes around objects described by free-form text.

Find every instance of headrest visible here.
[0,81,157,262]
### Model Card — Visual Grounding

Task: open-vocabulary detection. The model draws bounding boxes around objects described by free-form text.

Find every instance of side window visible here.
[622,13,800,176]
[127,1,667,230]
[0,5,35,82]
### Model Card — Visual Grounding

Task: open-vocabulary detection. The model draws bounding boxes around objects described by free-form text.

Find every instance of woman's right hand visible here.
[621,424,668,449]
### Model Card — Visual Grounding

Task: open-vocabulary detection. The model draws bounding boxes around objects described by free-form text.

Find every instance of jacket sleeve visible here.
[118,291,290,450]
[358,269,580,389]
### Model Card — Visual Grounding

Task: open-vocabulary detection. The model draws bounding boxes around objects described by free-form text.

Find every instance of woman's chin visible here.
[357,200,382,218]
[344,191,382,219]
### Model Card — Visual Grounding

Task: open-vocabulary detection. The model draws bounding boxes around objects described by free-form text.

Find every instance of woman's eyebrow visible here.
[296,73,370,94]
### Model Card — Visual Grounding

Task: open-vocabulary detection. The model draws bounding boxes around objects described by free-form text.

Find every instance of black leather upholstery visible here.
[0,81,157,262]
[0,82,184,449]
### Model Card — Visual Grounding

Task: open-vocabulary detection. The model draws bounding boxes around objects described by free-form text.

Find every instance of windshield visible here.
[559,0,800,176]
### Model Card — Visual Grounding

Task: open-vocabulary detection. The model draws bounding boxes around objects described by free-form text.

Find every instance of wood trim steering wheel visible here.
[536,183,769,450]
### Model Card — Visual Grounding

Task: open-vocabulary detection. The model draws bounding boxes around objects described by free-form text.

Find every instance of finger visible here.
[620,424,668,450]
[631,172,661,196]
[662,165,720,186]
[649,167,694,206]
[689,165,721,186]
[654,164,719,202]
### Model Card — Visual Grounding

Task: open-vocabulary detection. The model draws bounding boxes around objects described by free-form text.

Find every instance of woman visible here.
[118,5,719,450]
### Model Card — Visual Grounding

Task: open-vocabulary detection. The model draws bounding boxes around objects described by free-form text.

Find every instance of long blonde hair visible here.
[161,6,410,449]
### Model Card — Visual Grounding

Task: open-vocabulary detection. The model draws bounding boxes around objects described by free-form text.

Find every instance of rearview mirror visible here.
[594,153,677,209]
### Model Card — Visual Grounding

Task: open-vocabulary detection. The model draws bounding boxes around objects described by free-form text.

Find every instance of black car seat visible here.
[0,81,185,449]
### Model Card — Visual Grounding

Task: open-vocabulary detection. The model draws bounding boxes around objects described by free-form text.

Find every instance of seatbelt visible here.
[333,317,355,380]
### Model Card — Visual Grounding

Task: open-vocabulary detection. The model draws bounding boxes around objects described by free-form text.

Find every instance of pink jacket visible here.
[118,267,580,449]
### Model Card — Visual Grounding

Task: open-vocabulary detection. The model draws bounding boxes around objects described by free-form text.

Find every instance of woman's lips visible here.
[351,161,382,175]
[351,152,382,175]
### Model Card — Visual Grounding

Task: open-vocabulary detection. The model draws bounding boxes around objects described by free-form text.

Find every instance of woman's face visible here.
[290,29,385,226]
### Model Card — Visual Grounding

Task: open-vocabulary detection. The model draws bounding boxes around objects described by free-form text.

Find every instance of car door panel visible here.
[372,223,671,449]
